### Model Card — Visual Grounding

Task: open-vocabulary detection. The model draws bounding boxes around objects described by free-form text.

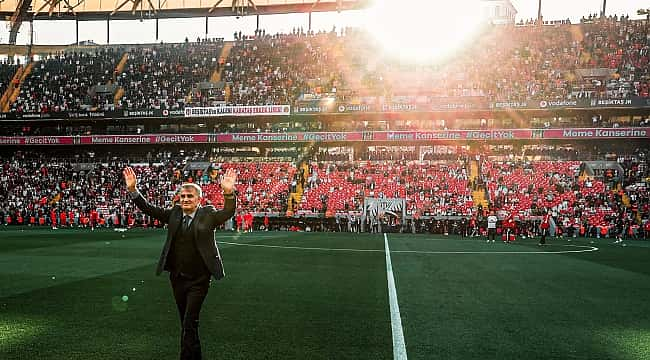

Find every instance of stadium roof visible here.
[2,0,366,46]
[1,0,366,20]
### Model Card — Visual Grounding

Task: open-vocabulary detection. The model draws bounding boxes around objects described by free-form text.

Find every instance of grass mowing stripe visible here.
[219,240,597,255]
[220,241,384,252]
[384,233,407,360]
[0,255,155,298]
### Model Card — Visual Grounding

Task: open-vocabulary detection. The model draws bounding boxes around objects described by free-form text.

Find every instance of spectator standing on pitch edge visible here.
[487,211,497,243]
[539,211,551,245]
[123,166,237,360]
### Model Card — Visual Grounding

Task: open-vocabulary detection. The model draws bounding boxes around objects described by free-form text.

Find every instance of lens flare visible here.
[361,0,487,64]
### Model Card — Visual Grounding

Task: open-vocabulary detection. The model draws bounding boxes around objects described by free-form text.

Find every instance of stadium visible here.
[1,0,649,359]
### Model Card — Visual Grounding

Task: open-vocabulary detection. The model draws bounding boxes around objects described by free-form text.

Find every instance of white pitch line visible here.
[384,233,408,360]
[392,244,599,255]
[219,241,598,255]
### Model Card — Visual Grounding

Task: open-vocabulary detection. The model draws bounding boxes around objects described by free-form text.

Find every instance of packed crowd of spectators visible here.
[472,152,649,235]
[221,30,341,106]
[1,15,647,112]
[0,150,182,228]
[0,150,293,227]
[11,49,123,113]
[297,160,473,217]
[393,17,646,101]
[348,15,649,102]
[116,40,224,110]
[0,62,19,101]
[2,147,647,238]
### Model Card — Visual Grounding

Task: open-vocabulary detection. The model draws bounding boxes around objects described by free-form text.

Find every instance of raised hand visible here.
[220,168,237,194]
[123,166,138,192]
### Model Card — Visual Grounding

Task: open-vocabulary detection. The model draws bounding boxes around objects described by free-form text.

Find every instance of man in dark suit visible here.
[123,166,237,360]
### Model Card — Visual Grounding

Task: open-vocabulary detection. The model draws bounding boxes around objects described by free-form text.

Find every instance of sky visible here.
[1,0,648,45]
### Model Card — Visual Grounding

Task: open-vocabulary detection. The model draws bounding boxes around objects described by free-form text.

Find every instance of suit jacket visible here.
[132,193,236,280]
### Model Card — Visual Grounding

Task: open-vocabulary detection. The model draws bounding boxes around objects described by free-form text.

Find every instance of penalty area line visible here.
[384,233,408,360]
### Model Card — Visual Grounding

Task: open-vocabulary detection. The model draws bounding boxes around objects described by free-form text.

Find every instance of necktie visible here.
[183,215,191,231]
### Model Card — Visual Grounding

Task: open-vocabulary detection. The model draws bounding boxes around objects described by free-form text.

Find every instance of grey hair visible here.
[179,183,203,198]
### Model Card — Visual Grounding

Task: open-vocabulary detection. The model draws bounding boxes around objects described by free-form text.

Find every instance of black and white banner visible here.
[364,198,405,218]
[184,105,291,117]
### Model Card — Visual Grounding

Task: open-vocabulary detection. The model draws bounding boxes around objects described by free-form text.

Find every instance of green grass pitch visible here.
[1,228,649,359]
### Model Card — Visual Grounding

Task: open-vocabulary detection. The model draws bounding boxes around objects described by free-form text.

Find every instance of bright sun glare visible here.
[361,0,487,64]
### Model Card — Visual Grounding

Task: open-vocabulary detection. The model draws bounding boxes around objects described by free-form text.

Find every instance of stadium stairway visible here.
[115,52,129,75]
[0,65,22,111]
[210,70,220,82]
[469,160,489,210]
[469,159,479,179]
[224,84,231,103]
[49,193,61,205]
[211,42,233,82]
[286,163,310,215]
[618,191,642,224]
[622,192,630,208]
[3,62,33,112]
[112,53,129,103]
[114,87,125,104]
[472,189,489,211]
